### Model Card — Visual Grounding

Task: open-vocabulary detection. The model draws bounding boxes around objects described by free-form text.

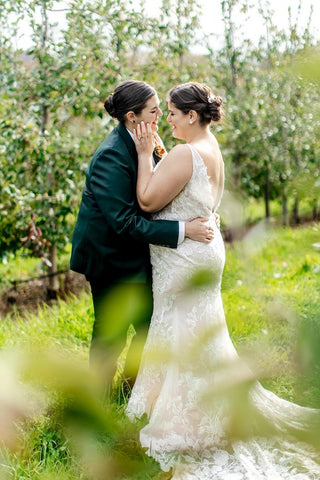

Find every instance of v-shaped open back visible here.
[187,143,224,214]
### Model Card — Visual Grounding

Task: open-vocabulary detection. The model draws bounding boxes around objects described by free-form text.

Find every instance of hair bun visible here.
[104,93,117,118]
[207,95,223,122]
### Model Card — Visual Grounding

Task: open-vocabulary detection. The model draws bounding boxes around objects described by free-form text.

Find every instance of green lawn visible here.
[222,221,320,407]
[0,222,319,479]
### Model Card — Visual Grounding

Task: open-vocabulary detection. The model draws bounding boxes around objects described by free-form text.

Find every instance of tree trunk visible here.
[233,152,241,188]
[221,0,238,91]
[313,198,318,220]
[292,196,300,225]
[40,0,58,300]
[282,192,289,226]
[47,243,60,299]
[264,166,270,218]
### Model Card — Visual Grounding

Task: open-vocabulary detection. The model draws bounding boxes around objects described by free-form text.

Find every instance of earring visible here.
[189,120,193,124]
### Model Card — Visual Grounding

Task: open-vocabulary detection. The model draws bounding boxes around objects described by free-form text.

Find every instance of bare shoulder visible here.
[211,132,219,144]
[210,134,222,153]
[167,143,192,160]
[193,135,221,161]
[156,143,192,177]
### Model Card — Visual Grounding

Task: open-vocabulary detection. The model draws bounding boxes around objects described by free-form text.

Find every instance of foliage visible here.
[215,0,320,222]
[222,221,320,407]
[0,223,320,478]
[1,0,320,476]
[1,0,320,264]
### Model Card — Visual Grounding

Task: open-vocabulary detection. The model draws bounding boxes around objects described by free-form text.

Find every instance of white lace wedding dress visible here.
[126,144,320,479]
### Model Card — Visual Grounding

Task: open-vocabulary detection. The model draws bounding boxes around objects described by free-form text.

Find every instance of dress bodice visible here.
[152,144,221,223]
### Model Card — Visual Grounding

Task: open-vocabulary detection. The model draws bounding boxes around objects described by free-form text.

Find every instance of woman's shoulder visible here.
[157,143,192,176]
[193,133,219,149]
[167,143,193,160]
[89,131,134,174]
[193,136,222,158]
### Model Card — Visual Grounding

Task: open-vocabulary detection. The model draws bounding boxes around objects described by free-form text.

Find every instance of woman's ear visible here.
[126,111,136,123]
[189,110,198,125]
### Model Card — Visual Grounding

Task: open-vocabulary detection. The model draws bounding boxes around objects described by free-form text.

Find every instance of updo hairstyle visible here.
[168,82,223,125]
[104,80,156,124]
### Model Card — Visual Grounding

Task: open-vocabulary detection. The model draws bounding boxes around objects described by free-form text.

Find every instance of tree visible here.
[1,0,320,278]
[1,0,101,294]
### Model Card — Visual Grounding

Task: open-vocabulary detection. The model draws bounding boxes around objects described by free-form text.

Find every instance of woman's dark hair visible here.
[168,82,223,125]
[104,80,156,123]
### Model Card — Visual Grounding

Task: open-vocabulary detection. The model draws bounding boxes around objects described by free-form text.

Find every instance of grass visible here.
[239,197,318,226]
[222,221,320,406]
[0,292,93,355]
[0,245,72,291]
[0,253,44,291]
[0,222,320,479]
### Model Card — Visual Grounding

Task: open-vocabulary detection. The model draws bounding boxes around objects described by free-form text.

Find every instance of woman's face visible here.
[167,100,189,139]
[135,95,162,133]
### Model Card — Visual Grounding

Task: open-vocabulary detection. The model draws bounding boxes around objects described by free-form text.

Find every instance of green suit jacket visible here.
[70,123,179,285]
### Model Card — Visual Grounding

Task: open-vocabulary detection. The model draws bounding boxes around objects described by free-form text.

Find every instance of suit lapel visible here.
[115,123,159,167]
[116,123,137,163]
[153,152,161,165]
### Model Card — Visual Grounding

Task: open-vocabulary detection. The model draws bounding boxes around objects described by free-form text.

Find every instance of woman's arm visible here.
[89,146,180,247]
[90,143,213,246]
[134,122,192,213]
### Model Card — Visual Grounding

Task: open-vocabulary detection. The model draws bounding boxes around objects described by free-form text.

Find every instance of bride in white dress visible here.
[126,82,320,479]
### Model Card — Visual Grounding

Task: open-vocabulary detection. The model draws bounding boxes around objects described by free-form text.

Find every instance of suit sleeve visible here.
[89,148,179,248]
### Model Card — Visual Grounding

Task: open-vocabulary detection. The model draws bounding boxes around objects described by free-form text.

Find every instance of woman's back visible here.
[191,133,224,212]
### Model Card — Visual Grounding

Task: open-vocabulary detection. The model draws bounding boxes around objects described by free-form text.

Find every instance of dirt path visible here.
[0,270,89,318]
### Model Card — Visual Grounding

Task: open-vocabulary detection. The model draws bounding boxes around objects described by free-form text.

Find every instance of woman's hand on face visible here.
[185,218,214,243]
[133,121,155,157]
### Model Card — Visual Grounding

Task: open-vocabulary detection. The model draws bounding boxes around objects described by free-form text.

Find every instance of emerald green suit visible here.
[70,123,179,285]
[70,123,179,376]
